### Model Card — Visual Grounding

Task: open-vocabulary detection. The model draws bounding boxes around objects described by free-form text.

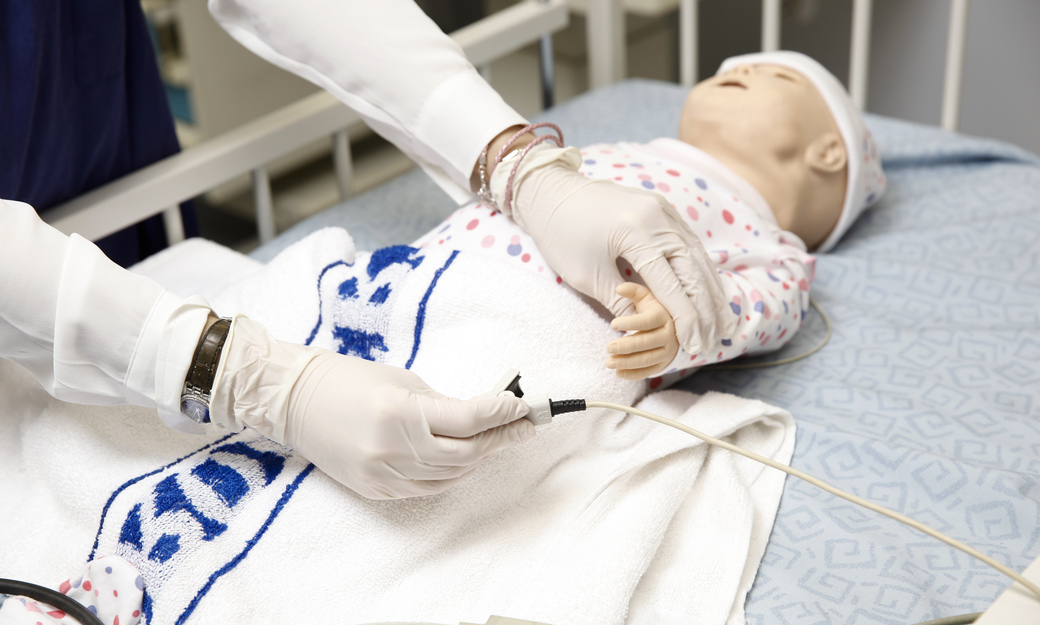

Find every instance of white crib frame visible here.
[44,0,972,251]
[42,0,569,247]
[585,0,970,130]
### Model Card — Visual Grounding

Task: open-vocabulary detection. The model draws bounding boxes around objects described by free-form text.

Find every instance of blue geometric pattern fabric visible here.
[677,114,1040,623]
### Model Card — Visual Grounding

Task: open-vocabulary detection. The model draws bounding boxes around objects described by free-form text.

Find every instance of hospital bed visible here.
[38,1,1040,623]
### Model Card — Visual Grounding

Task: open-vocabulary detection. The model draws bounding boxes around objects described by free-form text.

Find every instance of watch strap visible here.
[185,317,232,400]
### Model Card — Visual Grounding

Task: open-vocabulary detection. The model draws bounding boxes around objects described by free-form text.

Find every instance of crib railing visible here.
[588,0,971,130]
[48,0,972,249]
[43,0,568,246]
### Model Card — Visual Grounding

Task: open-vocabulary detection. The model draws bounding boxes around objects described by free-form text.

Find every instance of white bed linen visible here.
[1,230,795,624]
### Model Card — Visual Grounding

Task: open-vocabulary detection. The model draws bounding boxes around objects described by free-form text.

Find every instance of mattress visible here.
[254,79,1040,623]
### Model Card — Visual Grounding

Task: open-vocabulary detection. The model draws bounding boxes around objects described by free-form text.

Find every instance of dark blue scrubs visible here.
[1,0,198,267]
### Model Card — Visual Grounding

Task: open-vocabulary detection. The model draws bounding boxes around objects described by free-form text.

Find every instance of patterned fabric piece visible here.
[0,556,143,625]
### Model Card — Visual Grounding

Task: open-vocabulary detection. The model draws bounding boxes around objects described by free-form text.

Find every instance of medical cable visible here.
[0,577,105,625]
[707,296,831,371]
[534,397,1040,604]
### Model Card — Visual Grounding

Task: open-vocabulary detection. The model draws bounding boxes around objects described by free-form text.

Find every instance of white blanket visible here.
[0,229,795,625]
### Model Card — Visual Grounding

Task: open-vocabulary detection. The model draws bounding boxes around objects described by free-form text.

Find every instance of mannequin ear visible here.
[805,132,847,173]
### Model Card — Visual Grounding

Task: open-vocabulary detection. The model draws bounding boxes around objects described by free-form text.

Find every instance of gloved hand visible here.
[210,317,534,499]
[496,146,736,355]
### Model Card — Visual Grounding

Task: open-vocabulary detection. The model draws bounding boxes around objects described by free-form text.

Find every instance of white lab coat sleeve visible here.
[0,200,211,433]
[208,0,529,204]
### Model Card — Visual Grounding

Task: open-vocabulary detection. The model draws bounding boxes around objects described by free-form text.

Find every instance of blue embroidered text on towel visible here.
[91,243,459,624]
[92,433,313,625]
[303,245,457,368]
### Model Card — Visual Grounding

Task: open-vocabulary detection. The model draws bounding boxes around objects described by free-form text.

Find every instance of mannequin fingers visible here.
[605,345,671,371]
[611,360,669,381]
[610,308,669,333]
[609,313,663,334]
[614,281,648,303]
[607,326,672,355]
[605,289,637,320]
[418,393,529,439]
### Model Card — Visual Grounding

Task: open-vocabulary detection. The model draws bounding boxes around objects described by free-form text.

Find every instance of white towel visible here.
[0,228,794,625]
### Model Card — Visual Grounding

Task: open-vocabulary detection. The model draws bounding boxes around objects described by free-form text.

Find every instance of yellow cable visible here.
[585,399,1040,604]
[708,297,832,370]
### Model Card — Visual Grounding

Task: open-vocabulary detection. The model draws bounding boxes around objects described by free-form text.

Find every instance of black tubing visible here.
[0,578,105,625]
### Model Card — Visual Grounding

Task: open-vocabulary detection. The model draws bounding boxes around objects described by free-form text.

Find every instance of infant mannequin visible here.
[682,63,846,251]
[684,52,885,252]
[415,51,885,381]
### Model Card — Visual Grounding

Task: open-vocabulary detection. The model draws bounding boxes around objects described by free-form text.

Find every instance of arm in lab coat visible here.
[0,199,212,432]
[208,0,528,203]
[208,0,730,353]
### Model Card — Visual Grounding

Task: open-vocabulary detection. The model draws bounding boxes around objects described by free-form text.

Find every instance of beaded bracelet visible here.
[477,123,564,213]
[502,133,564,215]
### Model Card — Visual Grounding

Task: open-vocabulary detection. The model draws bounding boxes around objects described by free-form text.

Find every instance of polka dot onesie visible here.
[0,556,144,625]
[413,138,816,379]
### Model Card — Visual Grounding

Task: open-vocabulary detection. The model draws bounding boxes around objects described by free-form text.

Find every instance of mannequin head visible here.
[678,52,885,252]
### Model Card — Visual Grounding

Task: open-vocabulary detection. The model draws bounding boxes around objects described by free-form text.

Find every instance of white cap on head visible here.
[717,51,887,252]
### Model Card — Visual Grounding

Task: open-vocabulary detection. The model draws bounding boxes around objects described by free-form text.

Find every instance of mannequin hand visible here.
[605,283,680,380]
[211,318,534,499]
[511,157,735,355]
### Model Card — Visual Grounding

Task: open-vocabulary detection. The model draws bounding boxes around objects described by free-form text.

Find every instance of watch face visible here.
[181,397,210,424]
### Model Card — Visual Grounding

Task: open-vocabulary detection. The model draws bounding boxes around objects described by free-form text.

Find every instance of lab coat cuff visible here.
[413,68,528,203]
[147,294,215,434]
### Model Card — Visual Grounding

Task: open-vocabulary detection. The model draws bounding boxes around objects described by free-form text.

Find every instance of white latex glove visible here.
[210,317,534,499]
[499,147,736,355]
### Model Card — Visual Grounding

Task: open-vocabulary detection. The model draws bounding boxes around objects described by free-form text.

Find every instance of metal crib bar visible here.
[162,206,186,246]
[252,167,276,244]
[332,129,353,201]
[538,33,556,109]
[679,0,698,87]
[942,0,971,131]
[586,0,624,89]
[761,0,781,52]
[537,0,555,109]
[848,0,873,110]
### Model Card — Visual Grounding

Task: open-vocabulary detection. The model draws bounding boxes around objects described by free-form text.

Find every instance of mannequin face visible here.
[679,64,847,250]
[680,64,815,161]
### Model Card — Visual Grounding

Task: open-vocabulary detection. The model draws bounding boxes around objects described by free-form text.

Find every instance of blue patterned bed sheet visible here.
[253,80,1040,623]
[680,111,1040,623]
